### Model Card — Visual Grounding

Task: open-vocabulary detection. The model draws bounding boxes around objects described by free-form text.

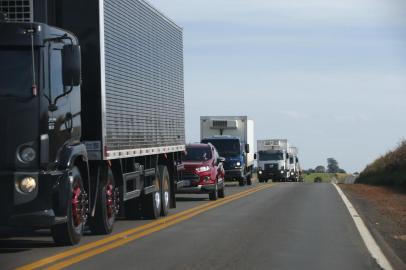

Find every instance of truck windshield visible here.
[184,147,212,162]
[0,49,36,98]
[202,139,240,156]
[259,151,284,161]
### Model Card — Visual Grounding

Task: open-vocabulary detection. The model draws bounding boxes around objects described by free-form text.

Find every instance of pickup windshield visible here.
[0,49,36,98]
[202,139,240,156]
[259,151,284,161]
[184,147,212,162]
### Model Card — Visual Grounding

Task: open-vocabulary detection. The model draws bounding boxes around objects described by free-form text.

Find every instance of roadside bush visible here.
[356,140,406,188]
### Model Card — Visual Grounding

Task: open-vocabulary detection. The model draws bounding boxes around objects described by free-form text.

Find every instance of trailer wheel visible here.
[89,167,118,235]
[209,183,218,201]
[51,166,87,245]
[142,169,161,219]
[159,165,170,217]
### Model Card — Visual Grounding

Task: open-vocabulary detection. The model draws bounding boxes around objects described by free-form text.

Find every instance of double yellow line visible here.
[17,183,273,270]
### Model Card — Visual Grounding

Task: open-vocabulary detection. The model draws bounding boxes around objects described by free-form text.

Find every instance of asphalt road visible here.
[0,182,383,270]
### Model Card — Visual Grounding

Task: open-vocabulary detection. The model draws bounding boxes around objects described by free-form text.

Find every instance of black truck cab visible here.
[0,21,87,232]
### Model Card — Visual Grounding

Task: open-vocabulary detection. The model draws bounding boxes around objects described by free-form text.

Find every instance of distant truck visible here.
[0,0,184,245]
[257,139,291,182]
[287,146,301,181]
[200,116,255,186]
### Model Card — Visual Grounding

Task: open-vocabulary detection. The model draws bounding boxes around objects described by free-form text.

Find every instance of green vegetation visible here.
[302,173,347,183]
[356,140,406,188]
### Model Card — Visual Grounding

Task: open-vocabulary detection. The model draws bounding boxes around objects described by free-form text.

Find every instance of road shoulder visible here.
[340,184,406,270]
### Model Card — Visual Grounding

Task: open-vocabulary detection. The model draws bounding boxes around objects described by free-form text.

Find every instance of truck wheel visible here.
[209,184,218,201]
[247,173,252,186]
[51,166,88,245]
[89,167,118,235]
[158,165,170,217]
[238,179,245,186]
[143,169,162,219]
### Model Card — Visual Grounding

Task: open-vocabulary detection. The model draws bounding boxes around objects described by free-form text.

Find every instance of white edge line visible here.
[333,183,393,270]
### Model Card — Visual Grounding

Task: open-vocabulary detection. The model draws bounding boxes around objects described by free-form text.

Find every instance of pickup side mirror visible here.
[217,157,226,163]
[245,143,250,154]
[62,45,81,86]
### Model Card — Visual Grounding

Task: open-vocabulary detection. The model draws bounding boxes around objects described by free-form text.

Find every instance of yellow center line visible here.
[16,184,273,270]
[44,184,272,270]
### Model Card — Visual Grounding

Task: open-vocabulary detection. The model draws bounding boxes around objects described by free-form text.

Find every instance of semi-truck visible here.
[200,116,255,186]
[0,0,184,245]
[257,139,290,182]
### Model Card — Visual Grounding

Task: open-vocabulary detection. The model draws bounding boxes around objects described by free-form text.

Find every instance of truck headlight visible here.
[19,146,36,163]
[236,162,241,167]
[18,177,37,193]
[280,170,284,174]
[196,166,210,173]
[258,171,263,175]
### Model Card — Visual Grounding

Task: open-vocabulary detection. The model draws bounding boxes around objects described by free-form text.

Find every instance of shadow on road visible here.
[176,196,208,202]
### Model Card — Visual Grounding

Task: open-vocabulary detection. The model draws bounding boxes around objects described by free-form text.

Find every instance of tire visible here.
[209,184,218,201]
[238,180,245,186]
[51,166,88,246]
[158,165,170,217]
[218,182,225,198]
[89,167,118,235]
[247,173,252,186]
[142,167,161,219]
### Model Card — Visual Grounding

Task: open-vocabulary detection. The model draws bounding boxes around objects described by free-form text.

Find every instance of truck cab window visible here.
[50,48,64,97]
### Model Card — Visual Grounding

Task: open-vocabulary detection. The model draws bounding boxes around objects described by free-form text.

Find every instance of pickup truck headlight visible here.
[18,146,36,163]
[196,166,210,173]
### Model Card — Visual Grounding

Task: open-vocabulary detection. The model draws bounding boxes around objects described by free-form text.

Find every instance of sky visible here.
[149,0,406,173]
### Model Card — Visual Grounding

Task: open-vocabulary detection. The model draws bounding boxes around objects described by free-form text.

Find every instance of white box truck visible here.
[257,139,291,182]
[200,116,255,186]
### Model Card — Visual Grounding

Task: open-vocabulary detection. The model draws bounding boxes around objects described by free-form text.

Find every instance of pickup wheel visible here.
[51,166,88,246]
[209,183,218,201]
[159,165,170,217]
[89,167,118,235]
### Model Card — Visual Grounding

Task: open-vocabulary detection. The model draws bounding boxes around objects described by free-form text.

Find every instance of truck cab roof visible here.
[202,136,240,140]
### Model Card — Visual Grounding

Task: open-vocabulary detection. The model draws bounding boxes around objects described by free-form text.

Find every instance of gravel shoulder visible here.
[340,184,406,270]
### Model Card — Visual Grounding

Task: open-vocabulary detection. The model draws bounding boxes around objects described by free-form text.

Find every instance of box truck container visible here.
[200,116,255,186]
[0,0,184,245]
[257,139,291,182]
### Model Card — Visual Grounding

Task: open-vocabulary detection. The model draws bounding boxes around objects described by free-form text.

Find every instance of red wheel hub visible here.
[71,184,83,227]
[106,183,114,218]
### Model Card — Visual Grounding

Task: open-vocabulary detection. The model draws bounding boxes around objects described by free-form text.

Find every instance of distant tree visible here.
[315,165,326,173]
[307,168,315,174]
[338,168,346,174]
[327,158,340,173]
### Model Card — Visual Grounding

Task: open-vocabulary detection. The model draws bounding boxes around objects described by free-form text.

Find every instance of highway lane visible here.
[1,182,383,270]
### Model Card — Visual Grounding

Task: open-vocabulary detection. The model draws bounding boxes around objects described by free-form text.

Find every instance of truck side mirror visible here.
[62,45,81,86]
[254,153,257,160]
[245,144,250,154]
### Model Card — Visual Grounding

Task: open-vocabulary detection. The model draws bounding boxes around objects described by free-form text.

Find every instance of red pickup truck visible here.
[178,143,225,200]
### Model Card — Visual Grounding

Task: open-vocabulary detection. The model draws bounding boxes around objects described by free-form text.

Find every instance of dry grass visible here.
[357,140,406,188]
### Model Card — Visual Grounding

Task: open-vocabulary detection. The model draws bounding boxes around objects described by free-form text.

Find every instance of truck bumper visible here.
[0,170,70,228]
[258,171,284,180]
[224,169,244,181]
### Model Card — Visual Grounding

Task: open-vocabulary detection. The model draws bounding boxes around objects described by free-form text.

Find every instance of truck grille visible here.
[0,0,33,22]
